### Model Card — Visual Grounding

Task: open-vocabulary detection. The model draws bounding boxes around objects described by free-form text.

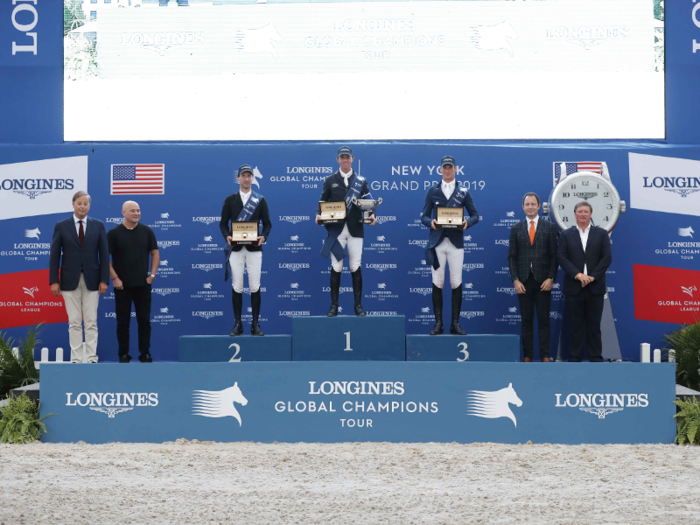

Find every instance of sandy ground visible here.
[1,441,699,525]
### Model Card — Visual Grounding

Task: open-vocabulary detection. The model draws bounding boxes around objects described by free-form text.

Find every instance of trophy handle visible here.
[376,198,383,205]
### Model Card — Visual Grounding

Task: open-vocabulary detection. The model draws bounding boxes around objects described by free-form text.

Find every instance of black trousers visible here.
[565,286,604,362]
[517,273,552,360]
[114,285,152,359]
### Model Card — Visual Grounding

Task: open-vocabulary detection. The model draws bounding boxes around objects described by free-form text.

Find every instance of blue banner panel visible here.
[292,316,406,361]
[406,335,519,362]
[39,362,676,444]
[178,335,291,362]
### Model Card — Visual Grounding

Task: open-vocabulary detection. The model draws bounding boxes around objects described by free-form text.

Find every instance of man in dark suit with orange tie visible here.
[557,201,612,362]
[49,191,110,363]
[508,192,558,362]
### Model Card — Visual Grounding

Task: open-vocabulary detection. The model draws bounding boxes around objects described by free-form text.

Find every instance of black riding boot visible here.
[250,290,264,336]
[430,285,443,335]
[351,268,366,316]
[327,270,341,317]
[450,286,467,335]
[229,291,243,336]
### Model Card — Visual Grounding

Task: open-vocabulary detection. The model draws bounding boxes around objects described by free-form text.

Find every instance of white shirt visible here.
[73,214,87,236]
[340,168,353,187]
[240,189,252,207]
[441,180,456,200]
[576,222,591,275]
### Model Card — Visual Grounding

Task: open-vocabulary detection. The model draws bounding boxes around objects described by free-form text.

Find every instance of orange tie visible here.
[529,220,535,245]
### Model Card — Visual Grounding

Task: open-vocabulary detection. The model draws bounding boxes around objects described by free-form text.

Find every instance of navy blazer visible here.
[421,184,479,250]
[316,171,372,239]
[219,192,272,253]
[508,217,558,284]
[557,225,612,296]
[49,216,110,291]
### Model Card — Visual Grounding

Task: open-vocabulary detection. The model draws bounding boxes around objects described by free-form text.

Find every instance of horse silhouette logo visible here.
[468,20,518,56]
[192,382,249,427]
[421,306,430,313]
[25,228,41,240]
[161,213,170,219]
[377,236,386,242]
[160,260,168,266]
[233,23,281,57]
[204,235,213,242]
[23,286,39,298]
[291,235,299,241]
[679,226,694,239]
[552,283,561,289]
[203,283,212,289]
[467,383,523,427]
[464,235,472,242]
[506,211,515,218]
[378,283,387,289]
[464,283,474,289]
[291,283,299,289]
[508,306,517,313]
[160,307,169,313]
[682,285,697,298]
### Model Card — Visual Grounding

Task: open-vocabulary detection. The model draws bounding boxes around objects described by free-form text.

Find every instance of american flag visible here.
[553,161,603,186]
[111,164,165,195]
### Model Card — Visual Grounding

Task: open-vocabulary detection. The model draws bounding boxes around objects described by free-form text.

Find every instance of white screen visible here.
[64,0,664,141]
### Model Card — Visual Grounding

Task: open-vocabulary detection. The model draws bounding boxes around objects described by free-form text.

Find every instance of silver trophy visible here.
[351,197,383,224]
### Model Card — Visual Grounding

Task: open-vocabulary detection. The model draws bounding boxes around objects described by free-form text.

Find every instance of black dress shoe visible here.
[251,323,265,336]
[327,304,339,317]
[229,321,243,336]
[354,304,366,316]
[139,353,153,363]
[119,355,131,363]
[430,321,443,335]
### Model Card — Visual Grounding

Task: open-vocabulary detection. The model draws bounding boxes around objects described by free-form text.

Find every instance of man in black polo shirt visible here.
[108,200,159,363]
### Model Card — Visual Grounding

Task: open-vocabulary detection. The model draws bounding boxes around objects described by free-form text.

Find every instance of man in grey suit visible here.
[49,191,110,363]
[508,192,558,362]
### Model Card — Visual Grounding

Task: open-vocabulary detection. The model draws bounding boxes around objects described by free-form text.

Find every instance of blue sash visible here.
[224,191,263,281]
[320,175,365,261]
[426,185,467,270]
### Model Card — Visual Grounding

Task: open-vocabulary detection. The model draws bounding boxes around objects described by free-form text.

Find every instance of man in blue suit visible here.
[557,201,612,362]
[49,191,110,363]
[421,155,480,335]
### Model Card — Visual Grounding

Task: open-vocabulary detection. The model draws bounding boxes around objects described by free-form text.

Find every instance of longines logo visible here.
[555,393,648,418]
[497,287,517,296]
[106,217,123,224]
[120,31,205,56]
[1,178,74,199]
[574,192,598,200]
[376,216,397,224]
[11,0,39,55]
[279,216,310,224]
[284,166,333,174]
[495,239,510,246]
[365,263,397,272]
[643,176,700,198]
[192,217,221,225]
[463,263,484,272]
[545,26,629,50]
[279,310,311,317]
[322,286,353,293]
[66,392,159,418]
[368,311,398,315]
[157,240,180,249]
[279,263,310,271]
[192,311,224,320]
[460,311,485,319]
[408,239,429,248]
[152,288,179,297]
[192,263,223,272]
[410,287,432,296]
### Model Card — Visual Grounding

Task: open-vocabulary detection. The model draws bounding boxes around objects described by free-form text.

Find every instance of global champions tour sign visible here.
[40,362,675,444]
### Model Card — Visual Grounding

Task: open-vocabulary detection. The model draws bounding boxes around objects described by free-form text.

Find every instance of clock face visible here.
[551,172,621,232]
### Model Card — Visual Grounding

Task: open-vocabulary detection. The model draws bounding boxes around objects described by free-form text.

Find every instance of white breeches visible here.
[330,224,364,272]
[431,237,464,289]
[229,249,262,293]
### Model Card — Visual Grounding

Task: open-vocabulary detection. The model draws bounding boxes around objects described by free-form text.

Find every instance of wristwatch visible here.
[149,274,156,279]
[544,162,626,232]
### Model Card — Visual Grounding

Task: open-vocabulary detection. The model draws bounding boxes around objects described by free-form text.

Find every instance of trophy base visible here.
[436,224,462,230]
[231,240,257,246]
[319,219,344,225]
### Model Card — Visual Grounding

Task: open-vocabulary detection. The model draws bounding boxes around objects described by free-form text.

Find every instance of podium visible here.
[406,335,520,362]
[179,335,291,362]
[291,316,405,360]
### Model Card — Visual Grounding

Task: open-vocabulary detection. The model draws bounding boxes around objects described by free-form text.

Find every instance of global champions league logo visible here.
[467,384,522,427]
